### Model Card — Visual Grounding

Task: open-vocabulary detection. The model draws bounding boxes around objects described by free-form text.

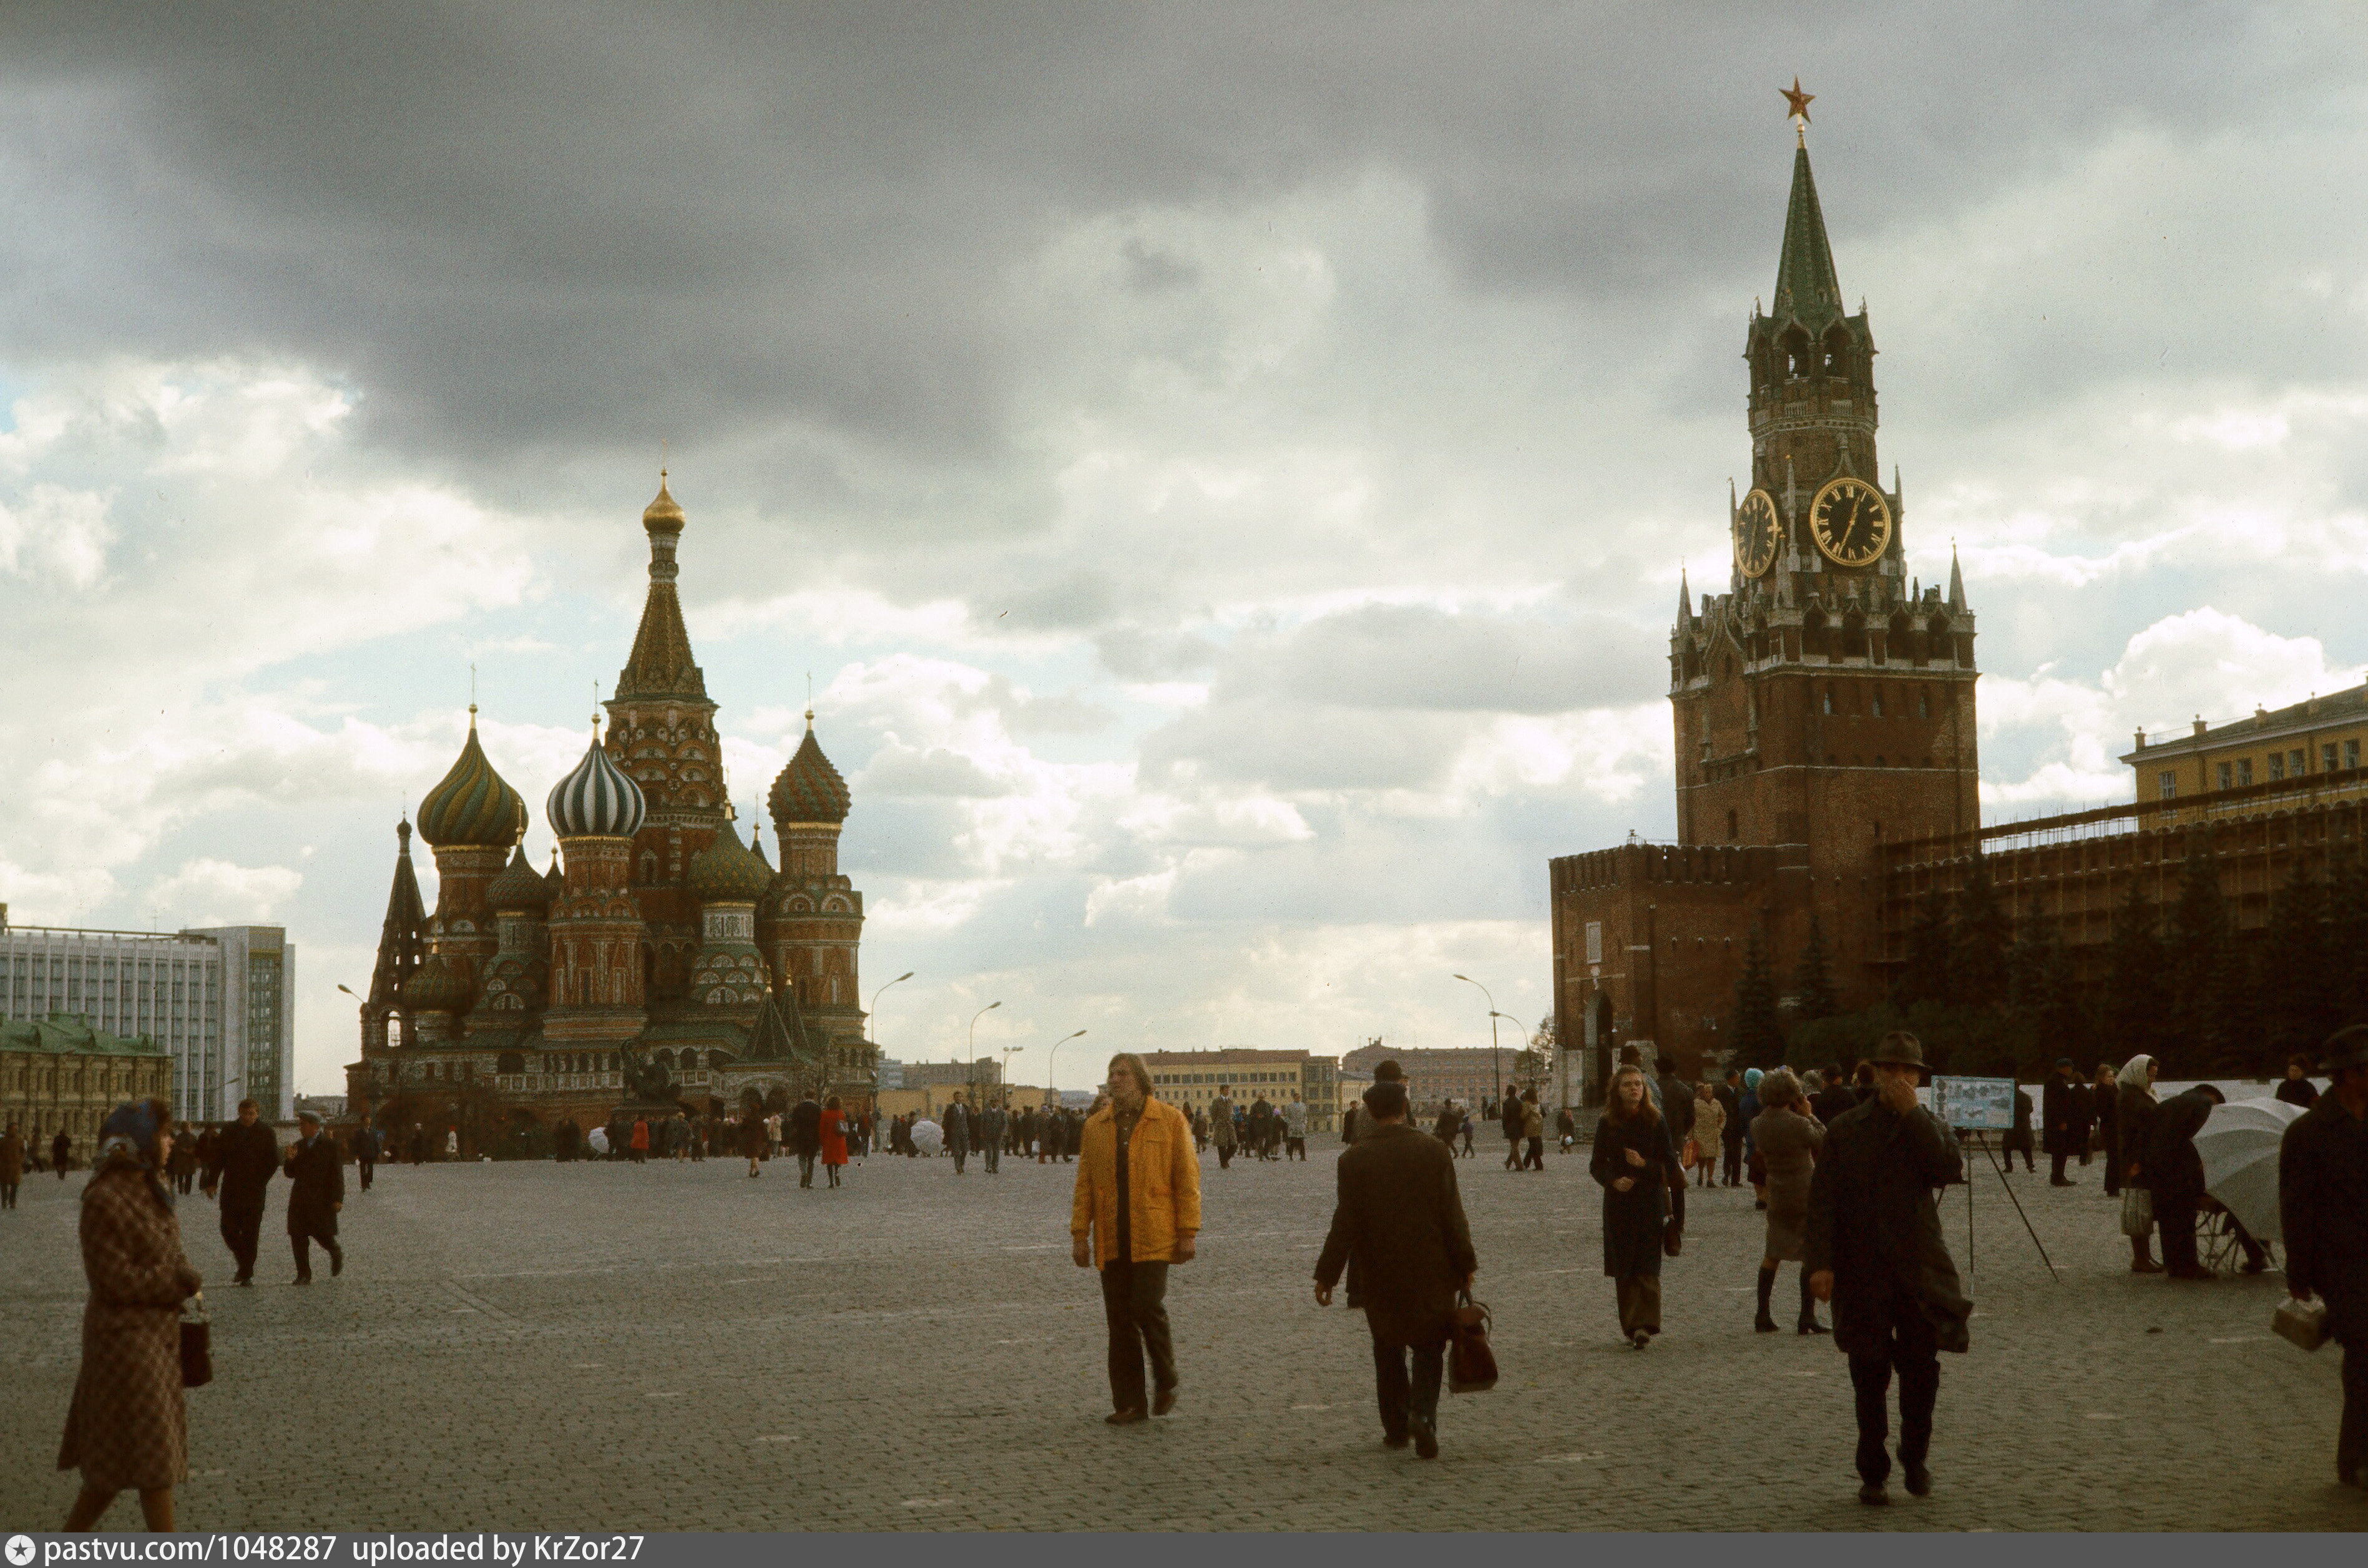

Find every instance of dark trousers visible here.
[2341,1337,2366,1481]
[356,1158,373,1191]
[1216,1144,1232,1168]
[220,1193,267,1278]
[984,1142,1001,1174]
[798,1152,816,1186]
[1524,1137,1545,1169]
[291,1227,341,1279]
[1,1179,16,1209]
[1286,1137,1306,1161]
[1723,1137,1743,1185]
[1098,1259,1175,1412]
[2102,1140,2120,1196]
[2050,1150,2073,1181]
[1847,1300,1941,1484]
[1371,1334,1444,1439]
[951,1142,968,1173]
[2158,1194,2202,1273]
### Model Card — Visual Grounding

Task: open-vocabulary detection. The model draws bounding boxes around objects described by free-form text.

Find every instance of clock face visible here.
[1810,478,1893,568]
[1733,488,1781,578]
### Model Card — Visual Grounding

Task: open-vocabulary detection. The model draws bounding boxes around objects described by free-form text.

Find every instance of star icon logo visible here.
[6,1535,35,1567]
[1781,75,1814,124]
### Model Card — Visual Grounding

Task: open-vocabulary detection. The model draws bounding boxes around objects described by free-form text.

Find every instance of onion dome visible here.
[486,845,552,915]
[767,711,850,825]
[643,473,686,533]
[416,709,528,849]
[401,954,469,1013]
[688,819,772,904]
[547,729,647,840]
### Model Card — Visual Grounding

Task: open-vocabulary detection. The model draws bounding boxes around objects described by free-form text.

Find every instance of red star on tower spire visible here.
[1781,77,1814,139]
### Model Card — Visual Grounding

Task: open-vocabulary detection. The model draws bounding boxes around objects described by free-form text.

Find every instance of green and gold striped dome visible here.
[416,709,528,850]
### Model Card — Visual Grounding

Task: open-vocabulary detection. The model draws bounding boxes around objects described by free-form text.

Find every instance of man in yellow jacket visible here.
[1072,1051,1201,1424]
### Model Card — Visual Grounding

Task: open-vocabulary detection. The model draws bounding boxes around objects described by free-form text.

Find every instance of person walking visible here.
[1520,1093,1545,1171]
[1283,1093,1309,1161]
[1555,1104,1577,1153]
[1804,1031,1970,1507]
[1658,1062,1695,1151]
[2002,1081,2036,1174]
[54,1127,74,1178]
[1501,1092,1525,1170]
[1209,1086,1238,1169]
[352,1121,378,1191]
[1314,1078,1477,1459]
[1690,1084,1725,1189]
[2,1118,24,1210]
[981,1099,1007,1175]
[739,1111,766,1177]
[200,1098,277,1287]
[818,1096,849,1189]
[1718,1069,1746,1186]
[281,1111,345,1283]
[2277,1054,2322,1111]
[2116,1055,2164,1273]
[790,1093,823,1188]
[2092,1062,2121,1197]
[165,1126,198,1196]
[1071,1053,1200,1426]
[2281,1024,2368,1490]
[1590,1063,1683,1348]
[444,1127,460,1161]
[56,1100,203,1532]
[627,1115,649,1165]
[2042,1058,2087,1186]
[1741,1069,1768,1209]
[944,1093,973,1175]
[1749,1070,1828,1335]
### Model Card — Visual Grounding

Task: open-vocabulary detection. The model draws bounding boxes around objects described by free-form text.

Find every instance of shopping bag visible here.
[1447,1292,1498,1394]
[2272,1295,2329,1353]
[1680,1137,1700,1170]
[180,1293,212,1389]
[2119,1187,2153,1239]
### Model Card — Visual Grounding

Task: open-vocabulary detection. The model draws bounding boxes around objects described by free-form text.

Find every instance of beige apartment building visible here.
[2125,685,2368,819]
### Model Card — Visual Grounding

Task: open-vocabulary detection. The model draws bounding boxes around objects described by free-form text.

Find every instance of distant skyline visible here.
[2,6,2365,1091]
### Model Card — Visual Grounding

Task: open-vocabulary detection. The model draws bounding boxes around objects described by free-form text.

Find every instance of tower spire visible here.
[1947,540,1965,610]
[1677,563,1692,628]
[1772,137,1845,327]
[616,472,707,701]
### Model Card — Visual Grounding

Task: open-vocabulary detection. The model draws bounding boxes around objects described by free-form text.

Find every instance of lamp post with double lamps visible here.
[1453,973,1502,1108]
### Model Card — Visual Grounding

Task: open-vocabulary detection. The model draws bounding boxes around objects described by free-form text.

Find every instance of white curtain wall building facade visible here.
[0,909,295,1122]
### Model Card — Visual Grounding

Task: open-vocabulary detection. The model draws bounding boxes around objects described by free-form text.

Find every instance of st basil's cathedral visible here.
[344,477,873,1152]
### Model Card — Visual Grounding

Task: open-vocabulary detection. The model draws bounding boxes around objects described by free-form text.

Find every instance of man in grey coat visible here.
[1209,1088,1237,1169]
[943,1093,973,1175]
[981,1099,1007,1174]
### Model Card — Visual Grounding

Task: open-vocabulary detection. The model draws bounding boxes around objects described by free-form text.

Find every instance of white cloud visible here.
[143,857,303,926]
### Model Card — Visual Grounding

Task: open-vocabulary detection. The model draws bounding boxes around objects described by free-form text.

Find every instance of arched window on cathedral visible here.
[1782,327,1812,380]
[640,852,658,884]
[1821,326,1852,379]
[1889,610,1917,666]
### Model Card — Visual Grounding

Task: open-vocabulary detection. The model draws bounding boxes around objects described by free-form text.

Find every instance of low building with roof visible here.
[1,1014,174,1160]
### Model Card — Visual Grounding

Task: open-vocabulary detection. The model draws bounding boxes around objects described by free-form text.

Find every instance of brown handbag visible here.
[180,1293,212,1389]
[1447,1292,1498,1394]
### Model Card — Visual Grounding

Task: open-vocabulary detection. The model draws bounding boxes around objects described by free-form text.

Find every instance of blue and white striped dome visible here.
[547,733,647,840]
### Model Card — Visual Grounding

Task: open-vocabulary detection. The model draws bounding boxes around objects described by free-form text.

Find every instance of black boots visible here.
[1754,1265,1778,1333]
[1797,1267,1828,1335]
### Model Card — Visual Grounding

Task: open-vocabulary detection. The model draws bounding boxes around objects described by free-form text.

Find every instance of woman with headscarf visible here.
[57,1099,203,1531]
[2116,1054,2163,1274]
[1590,1063,1685,1349]
[1748,1070,1829,1335]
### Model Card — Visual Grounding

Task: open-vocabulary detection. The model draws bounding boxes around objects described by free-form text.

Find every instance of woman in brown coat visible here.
[1748,1071,1828,1335]
[58,1099,202,1531]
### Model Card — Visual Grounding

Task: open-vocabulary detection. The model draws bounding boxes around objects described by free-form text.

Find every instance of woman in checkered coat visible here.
[57,1099,203,1531]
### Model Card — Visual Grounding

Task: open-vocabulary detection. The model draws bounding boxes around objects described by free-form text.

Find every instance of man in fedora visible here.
[1314,1078,1477,1459]
[2281,1023,2368,1489]
[1806,1031,1970,1507]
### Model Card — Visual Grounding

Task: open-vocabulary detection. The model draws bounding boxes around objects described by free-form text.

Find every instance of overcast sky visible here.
[4,3,2365,1092]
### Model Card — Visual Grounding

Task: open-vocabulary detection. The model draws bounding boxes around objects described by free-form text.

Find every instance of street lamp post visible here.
[967,1001,999,1115]
[868,971,913,1100]
[1454,974,1501,1107]
[1045,1028,1087,1109]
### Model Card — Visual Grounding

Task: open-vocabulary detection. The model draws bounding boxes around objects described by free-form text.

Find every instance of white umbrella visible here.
[586,1126,610,1156]
[911,1119,944,1156]
[2197,1097,2303,1242]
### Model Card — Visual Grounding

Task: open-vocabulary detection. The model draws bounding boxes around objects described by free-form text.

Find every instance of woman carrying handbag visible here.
[1591,1064,1685,1348]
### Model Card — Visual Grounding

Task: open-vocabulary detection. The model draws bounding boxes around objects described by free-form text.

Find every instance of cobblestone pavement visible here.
[2,1137,2359,1531]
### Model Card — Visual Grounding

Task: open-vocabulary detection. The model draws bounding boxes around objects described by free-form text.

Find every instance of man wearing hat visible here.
[2280,1023,2368,1489]
[1314,1077,1477,1459]
[1806,1031,1970,1507]
[201,1097,280,1286]
[2041,1057,2091,1187]
[281,1109,345,1284]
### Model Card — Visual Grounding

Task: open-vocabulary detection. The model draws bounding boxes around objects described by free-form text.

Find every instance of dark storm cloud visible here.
[0,0,2335,513]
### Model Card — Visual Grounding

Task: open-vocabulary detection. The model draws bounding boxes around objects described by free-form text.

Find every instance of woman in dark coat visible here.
[2092,1063,2120,1197]
[1590,1064,1684,1348]
[2116,1054,2163,1273]
[59,1099,202,1531]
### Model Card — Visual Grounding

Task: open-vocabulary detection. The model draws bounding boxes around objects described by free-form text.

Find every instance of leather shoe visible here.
[1103,1408,1147,1426]
[1412,1419,1439,1459]
[1858,1482,1889,1506]
[1383,1432,1410,1449]
[2130,1258,2164,1274]
[1798,1318,1830,1336]
[1904,1462,1931,1497]
[1152,1386,1177,1416]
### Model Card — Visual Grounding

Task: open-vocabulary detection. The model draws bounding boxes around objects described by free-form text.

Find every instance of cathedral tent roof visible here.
[615,475,708,703]
[1771,144,1846,330]
[367,817,428,1006]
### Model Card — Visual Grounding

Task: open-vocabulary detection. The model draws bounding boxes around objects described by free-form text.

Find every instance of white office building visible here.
[0,907,296,1122]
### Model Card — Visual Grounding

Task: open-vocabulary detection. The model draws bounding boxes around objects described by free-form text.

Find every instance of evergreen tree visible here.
[2162,840,2226,1072]
[2202,937,2255,1078]
[2330,852,2368,1032]
[1791,915,1838,1024]
[1897,890,1953,1008]
[1952,860,2012,1013]
[2260,862,2333,1071]
[1731,928,1786,1070]
[2101,877,2163,1063]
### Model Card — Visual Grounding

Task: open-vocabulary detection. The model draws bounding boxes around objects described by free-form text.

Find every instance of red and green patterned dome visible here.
[688,820,773,904]
[416,710,527,850]
[401,955,469,1013]
[767,714,849,825]
[486,845,552,915]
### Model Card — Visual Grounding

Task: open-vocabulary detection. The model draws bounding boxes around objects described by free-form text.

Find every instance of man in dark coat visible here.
[352,1120,378,1190]
[1314,1080,1477,1459]
[1812,1068,1858,1127]
[980,1099,1007,1175]
[1806,1031,1969,1507]
[788,1094,823,1187]
[202,1098,280,1285]
[2145,1084,2263,1277]
[2281,1024,2368,1489]
[2041,1058,2090,1186]
[1718,1069,1746,1186]
[281,1109,345,1283]
[1657,1065,1695,1147]
[2000,1082,2035,1173]
[942,1093,972,1174]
